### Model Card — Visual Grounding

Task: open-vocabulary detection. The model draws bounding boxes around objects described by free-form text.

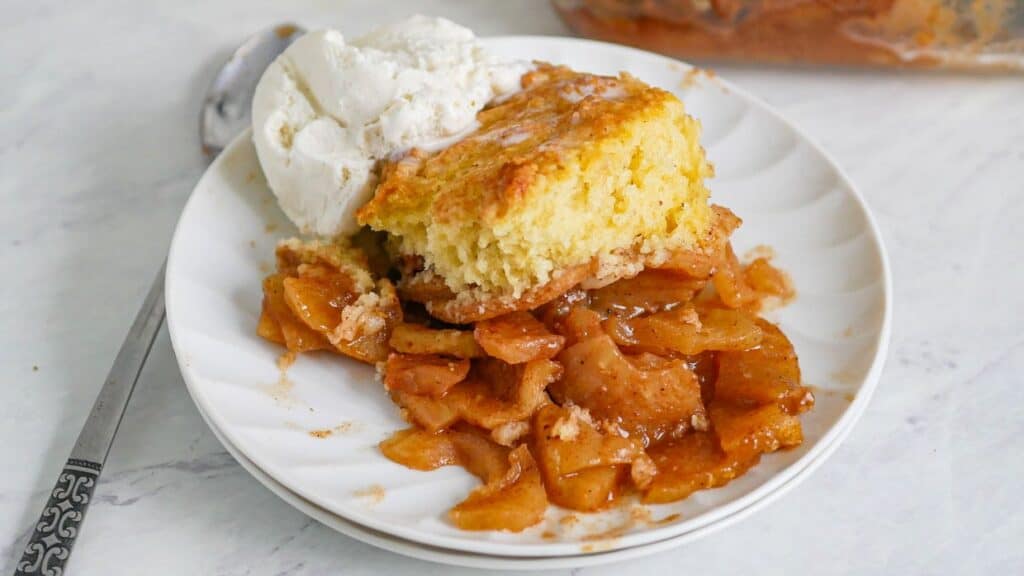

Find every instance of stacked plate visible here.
[165,37,891,570]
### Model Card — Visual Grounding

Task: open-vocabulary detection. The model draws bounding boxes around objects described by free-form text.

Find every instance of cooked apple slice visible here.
[280,264,401,363]
[589,269,706,318]
[282,266,360,333]
[714,319,814,414]
[390,390,460,432]
[559,305,604,345]
[712,244,758,309]
[643,432,759,504]
[532,405,643,475]
[545,466,626,512]
[260,274,332,352]
[389,323,483,358]
[553,333,706,444]
[449,445,547,531]
[710,402,804,456]
[330,280,402,364]
[256,298,286,345]
[379,428,459,471]
[474,311,565,364]
[383,353,470,398]
[606,306,763,356]
[391,358,560,432]
[448,358,560,430]
[744,257,794,299]
[531,404,643,511]
[450,426,512,484]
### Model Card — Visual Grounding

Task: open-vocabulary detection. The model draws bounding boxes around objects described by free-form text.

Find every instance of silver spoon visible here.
[201,23,304,157]
[14,23,305,576]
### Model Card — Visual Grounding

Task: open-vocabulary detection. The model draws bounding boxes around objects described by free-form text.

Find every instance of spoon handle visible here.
[14,264,165,576]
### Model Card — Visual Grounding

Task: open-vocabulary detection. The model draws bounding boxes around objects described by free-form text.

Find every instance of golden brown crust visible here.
[358,65,676,225]
[357,63,713,298]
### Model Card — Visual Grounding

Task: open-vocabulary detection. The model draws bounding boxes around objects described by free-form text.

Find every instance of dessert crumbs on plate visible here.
[581,512,643,542]
[264,223,278,234]
[830,367,864,386]
[679,66,717,90]
[309,421,359,439]
[277,351,297,371]
[581,540,616,553]
[266,352,298,406]
[267,374,294,404]
[559,514,580,527]
[578,505,680,543]
[259,261,272,274]
[354,484,386,504]
[630,506,653,524]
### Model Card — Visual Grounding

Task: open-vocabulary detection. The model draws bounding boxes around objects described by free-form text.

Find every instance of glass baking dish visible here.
[553,0,1024,70]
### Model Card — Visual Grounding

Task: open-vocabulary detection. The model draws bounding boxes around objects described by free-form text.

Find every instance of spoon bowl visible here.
[200,23,306,157]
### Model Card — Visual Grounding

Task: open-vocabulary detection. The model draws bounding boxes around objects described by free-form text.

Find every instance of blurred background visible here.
[554,0,1024,70]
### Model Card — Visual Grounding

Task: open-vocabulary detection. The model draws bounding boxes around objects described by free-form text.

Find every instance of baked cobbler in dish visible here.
[256,63,812,532]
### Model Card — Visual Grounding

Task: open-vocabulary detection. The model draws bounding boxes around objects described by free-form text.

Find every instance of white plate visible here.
[166,36,892,558]
[190,369,869,570]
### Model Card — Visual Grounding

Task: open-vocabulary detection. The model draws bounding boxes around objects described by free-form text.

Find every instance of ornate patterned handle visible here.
[15,459,101,576]
[14,265,164,575]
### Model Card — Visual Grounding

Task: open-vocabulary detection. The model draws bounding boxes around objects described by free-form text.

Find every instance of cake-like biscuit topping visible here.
[357,65,714,298]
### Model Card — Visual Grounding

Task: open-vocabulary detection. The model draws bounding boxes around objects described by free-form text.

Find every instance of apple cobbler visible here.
[256,64,813,532]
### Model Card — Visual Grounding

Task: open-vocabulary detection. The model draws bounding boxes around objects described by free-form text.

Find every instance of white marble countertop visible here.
[3,1,1023,574]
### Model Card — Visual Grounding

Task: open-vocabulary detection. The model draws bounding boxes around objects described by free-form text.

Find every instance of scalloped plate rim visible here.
[166,35,892,558]
[189,372,870,570]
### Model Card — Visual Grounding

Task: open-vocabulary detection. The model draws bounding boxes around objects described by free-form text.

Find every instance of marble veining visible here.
[1,1,1022,574]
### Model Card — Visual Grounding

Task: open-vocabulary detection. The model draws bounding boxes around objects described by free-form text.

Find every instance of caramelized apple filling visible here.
[257,240,401,363]
[257,213,813,532]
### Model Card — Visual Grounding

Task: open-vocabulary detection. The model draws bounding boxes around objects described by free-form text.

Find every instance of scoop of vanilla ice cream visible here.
[252,15,529,237]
